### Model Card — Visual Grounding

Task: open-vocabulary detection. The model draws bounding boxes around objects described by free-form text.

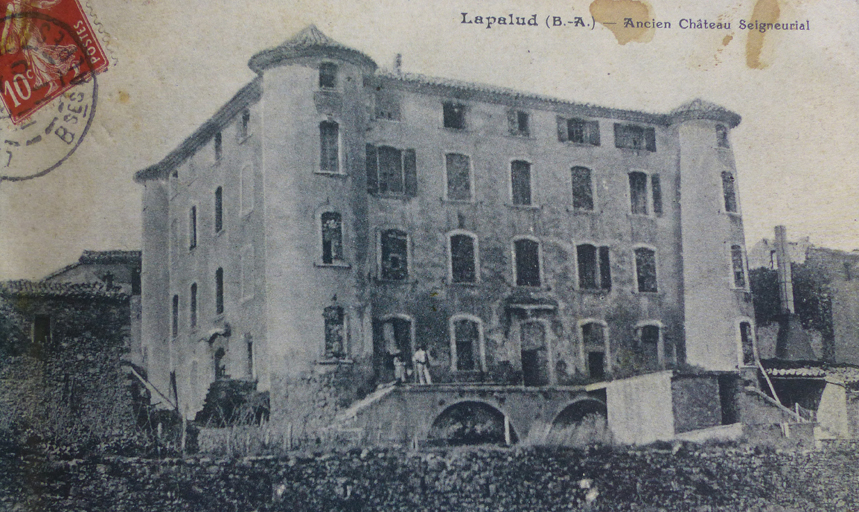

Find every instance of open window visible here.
[323,304,347,358]
[634,247,658,293]
[215,267,224,315]
[365,145,417,196]
[451,315,483,371]
[321,212,344,264]
[443,101,466,130]
[319,121,339,173]
[557,117,600,146]
[380,229,408,281]
[731,244,748,289]
[580,321,608,380]
[510,160,532,206]
[722,171,738,213]
[614,123,656,151]
[577,244,611,291]
[508,110,530,137]
[449,231,478,283]
[319,62,337,89]
[514,237,541,287]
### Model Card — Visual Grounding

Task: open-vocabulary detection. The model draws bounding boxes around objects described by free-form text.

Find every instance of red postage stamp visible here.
[0,0,108,124]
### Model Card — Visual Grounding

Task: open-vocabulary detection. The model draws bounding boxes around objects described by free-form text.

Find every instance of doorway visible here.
[520,321,549,386]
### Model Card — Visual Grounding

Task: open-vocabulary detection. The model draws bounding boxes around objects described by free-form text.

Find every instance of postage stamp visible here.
[0,0,107,124]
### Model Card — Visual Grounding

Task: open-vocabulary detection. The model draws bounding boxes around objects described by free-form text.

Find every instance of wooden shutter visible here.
[651,174,663,216]
[645,127,657,152]
[599,246,612,291]
[403,149,417,197]
[556,116,568,142]
[508,110,519,135]
[587,121,601,146]
[365,144,378,193]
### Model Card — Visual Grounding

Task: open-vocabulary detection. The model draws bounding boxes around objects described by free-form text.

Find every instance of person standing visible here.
[412,346,431,384]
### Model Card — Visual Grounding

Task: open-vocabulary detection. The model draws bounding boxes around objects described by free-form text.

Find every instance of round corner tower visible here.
[671,100,754,372]
[248,25,377,382]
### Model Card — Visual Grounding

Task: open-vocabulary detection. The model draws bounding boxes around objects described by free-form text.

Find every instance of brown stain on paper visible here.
[746,0,780,69]
[118,91,131,104]
[590,0,654,45]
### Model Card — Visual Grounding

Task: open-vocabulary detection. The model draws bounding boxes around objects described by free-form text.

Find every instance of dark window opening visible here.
[190,283,197,328]
[521,322,548,386]
[381,229,408,280]
[514,238,540,287]
[247,338,254,378]
[614,123,656,151]
[214,186,223,232]
[510,160,531,206]
[319,62,337,89]
[131,268,141,295]
[508,110,530,136]
[651,174,663,216]
[629,172,648,215]
[455,318,479,371]
[214,132,222,161]
[732,245,747,288]
[319,121,339,173]
[189,206,197,249]
[172,295,179,337]
[241,109,250,138]
[640,324,661,369]
[445,153,471,201]
[588,351,605,380]
[722,171,738,213]
[558,117,600,146]
[214,348,227,380]
[716,124,730,148]
[571,167,594,211]
[321,212,343,264]
[443,102,466,130]
[215,267,224,315]
[577,244,611,291]
[365,144,417,196]
[32,315,50,356]
[740,321,755,366]
[450,234,477,283]
[635,248,658,293]
[582,322,605,348]
[324,305,346,358]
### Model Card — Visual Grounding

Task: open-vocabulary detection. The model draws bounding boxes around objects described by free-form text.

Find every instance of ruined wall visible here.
[671,374,722,434]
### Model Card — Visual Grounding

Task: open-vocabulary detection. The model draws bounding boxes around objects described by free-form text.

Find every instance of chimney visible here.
[773,225,817,360]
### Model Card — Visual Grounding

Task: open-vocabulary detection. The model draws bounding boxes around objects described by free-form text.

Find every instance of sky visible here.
[0,0,857,279]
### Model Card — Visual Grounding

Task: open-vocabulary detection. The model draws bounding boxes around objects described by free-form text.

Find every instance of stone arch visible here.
[545,398,610,447]
[427,400,518,446]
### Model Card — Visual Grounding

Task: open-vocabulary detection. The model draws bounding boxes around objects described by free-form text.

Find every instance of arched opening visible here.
[546,399,610,447]
[428,401,518,446]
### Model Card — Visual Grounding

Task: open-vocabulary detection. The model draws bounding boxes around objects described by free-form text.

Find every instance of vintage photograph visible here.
[1,0,858,510]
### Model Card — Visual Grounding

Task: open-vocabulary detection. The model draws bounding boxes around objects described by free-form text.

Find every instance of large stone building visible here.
[134,26,757,442]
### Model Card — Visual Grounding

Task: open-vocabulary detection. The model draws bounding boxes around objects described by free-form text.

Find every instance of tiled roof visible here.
[79,250,141,265]
[762,360,859,386]
[248,25,376,73]
[0,280,127,300]
[669,99,741,128]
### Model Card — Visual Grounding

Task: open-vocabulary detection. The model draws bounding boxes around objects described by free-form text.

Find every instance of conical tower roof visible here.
[249,25,376,73]
[669,98,741,128]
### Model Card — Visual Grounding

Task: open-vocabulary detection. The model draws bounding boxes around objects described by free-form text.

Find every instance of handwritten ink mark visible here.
[26,135,42,146]
[4,140,19,147]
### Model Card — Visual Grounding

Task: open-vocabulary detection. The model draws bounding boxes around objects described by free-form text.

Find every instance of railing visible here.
[794,402,816,422]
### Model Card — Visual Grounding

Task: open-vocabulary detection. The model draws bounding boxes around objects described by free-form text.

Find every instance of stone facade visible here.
[134,25,754,433]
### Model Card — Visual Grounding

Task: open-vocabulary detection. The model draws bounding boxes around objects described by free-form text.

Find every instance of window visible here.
[365,145,417,196]
[190,283,197,328]
[740,321,755,365]
[577,244,611,291]
[452,316,481,371]
[319,62,337,89]
[571,167,594,211]
[33,315,50,353]
[214,348,226,380]
[510,160,532,206]
[214,186,223,232]
[445,153,471,201]
[241,245,254,299]
[581,321,607,380]
[214,132,222,161]
[241,109,250,139]
[507,110,530,136]
[716,124,729,148]
[321,212,343,264]
[731,245,747,289]
[246,336,254,378]
[323,305,346,358]
[240,164,254,215]
[319,121,339,173]
[449,232,477,283]
[722,171,738,213]
[639,324,661,369]
[634,247,658,293]
[557,117,600,145]
[514,238,541,287]
[614,123,656,151]
[172,295,179,338]
[629,172,648,215]
[215,267,224,315]
[189,206,197,249]
[651,175,663,216]
[443,101,466,130]
[380,229,408,280]
[170,218,178,260]
[375,91,401,121]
